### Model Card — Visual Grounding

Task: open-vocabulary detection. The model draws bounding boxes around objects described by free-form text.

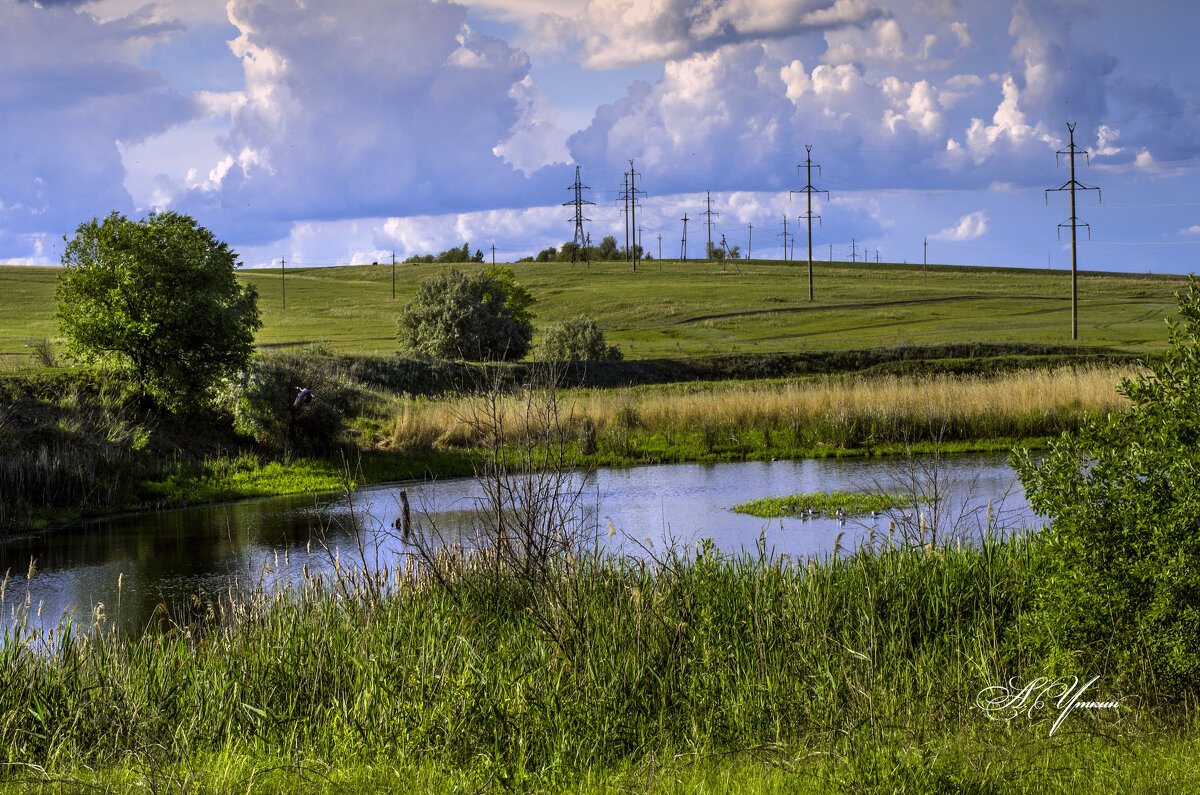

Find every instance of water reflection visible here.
[0,454,1035,634]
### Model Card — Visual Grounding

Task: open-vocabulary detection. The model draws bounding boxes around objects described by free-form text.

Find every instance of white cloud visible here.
[1181,225,1200,236]
[492,76,571,175]
[933,210,987,240]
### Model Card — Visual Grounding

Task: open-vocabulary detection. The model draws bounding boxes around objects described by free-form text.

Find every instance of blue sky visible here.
[3,0,1199,274]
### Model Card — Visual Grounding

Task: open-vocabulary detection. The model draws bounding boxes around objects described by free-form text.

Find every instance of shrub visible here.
[55,211,260,410]
[539,316,623,361]
[218,352,368,451]
[1014,276,1200,694]
[396,269,533,361]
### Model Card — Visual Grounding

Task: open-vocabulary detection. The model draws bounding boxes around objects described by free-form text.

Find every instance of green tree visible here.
[483,266,536,328]
[397,268,532,360]
[597,236,618,260]
[1014,277,1200,693]
[55,211,260,409]
[539,316,623,361]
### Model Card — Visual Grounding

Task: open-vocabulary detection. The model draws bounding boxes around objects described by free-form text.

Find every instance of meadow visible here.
[0,259,1184,364]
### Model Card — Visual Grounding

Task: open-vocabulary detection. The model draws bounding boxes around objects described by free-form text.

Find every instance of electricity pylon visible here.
[1046,123,1101,341]
[564,165,594,267]
[790,145,828,301]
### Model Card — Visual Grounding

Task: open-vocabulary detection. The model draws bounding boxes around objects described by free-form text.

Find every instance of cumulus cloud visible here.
[933,210,987,240]
[0,0,197,250]
[1180,225,1200,236]
[169,0,566,244]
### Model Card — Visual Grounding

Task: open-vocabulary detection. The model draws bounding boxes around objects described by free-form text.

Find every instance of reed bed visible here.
[385,364,1140,453]
[0,530,1178,792]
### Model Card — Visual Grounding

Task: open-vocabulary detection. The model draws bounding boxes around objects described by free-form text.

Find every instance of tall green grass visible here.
[1,530,1186,792]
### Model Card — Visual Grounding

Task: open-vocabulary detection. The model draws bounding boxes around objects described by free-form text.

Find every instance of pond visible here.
[0,453,1036,635]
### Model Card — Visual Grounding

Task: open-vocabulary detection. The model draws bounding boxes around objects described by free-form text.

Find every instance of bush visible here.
[218,352,368,451]
[396,269,533,361]
[539,316,623,362]
[1014,277,1200,694]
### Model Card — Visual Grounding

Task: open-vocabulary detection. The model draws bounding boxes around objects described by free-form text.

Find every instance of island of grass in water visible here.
[734,490,909,518]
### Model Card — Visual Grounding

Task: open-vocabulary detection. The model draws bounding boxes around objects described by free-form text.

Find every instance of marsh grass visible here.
[384,365,1138,458]
[734,490,910,518]
[0,528,1189,793]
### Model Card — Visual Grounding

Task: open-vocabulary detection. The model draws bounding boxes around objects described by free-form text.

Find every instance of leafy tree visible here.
[539,316,623,361]
[597,236,618,260]
[729,245,741,259]
[396,268,532,360]
[1014,277,1200,692]
[705,241,725,261]
[483,266,536,328]
[55,211,260,409]
[535,246,557,262]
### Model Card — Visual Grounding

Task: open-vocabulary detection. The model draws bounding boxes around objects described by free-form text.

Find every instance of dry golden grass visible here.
[382,364,1141,451]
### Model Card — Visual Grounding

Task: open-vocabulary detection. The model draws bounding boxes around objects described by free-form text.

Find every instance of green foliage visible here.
[482,266,536,328]
[1014,276,1200,693]
[734,490,911,518]
[403,242,483,264]
[539,315,623,361]
[535,246,557,262]
[597,235,618,260]
[216,351,368,452]
[396,268,533,361]
[55,211,261,409]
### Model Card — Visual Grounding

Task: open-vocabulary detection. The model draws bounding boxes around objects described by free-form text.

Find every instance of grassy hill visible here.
[0,259,1184,366]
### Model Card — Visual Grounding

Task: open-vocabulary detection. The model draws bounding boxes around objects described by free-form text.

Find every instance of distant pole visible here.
[491,244,496,265]
[564,165,593,267]
[1046,122,1101,341]
[391,251,395,299]
[657,233,662,272]
[702,190,719,259]
[829,243,832,261]
[923,238,927,282]
[747,222,753,260]
[281,255,285,309]
[778,215,790,261]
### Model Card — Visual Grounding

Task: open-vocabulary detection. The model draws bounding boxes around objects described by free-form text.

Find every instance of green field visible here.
[0,259,1184,363]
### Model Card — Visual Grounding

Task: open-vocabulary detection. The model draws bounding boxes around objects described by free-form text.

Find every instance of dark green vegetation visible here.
[1016,276,1200,694]
[1,535,1195,792]
[54,212,260,410]
[734,490,911,518]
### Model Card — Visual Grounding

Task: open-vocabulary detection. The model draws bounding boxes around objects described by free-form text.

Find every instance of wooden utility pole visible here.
[281,255,285,309]
[747,222,753,261]
[1046,122,1100,341]
[391,251,396,299]
[702,191,719,259]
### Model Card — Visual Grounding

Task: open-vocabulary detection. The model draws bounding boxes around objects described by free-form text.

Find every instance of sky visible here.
[3,0,1200,274]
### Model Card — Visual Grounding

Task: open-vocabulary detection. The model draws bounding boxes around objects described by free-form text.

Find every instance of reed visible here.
[384,364,1139,455]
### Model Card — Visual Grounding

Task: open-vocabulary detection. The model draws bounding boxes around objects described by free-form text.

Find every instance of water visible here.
[0,454,1036,634]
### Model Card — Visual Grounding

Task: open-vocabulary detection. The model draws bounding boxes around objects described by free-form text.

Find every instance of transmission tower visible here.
[680,213,690,261]
[702,190,719,260]
[778,216,792,261]
[1046,122,1101,341]
[789,145,829,301]
[563,165,593,267]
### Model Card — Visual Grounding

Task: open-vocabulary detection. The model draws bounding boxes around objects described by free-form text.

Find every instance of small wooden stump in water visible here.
[396,489,411,540]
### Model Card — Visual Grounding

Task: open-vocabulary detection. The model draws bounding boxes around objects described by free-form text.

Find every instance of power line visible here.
[1046,122,1101,341]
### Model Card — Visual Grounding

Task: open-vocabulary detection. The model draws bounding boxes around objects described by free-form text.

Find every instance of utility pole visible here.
[564,165,593,267]
[789,145,828,301]
[702,190,719,260]
[829,243,832,261]
[1046,122,1100,341]
[680,213,689,261]
[778,216,790,261]
[657,233,663,272]
[849,239,858,263]
[491,244,496,265]
[281,255,285,309]
[747,222,753,261]
[637,226,643,269]
[621,172,630,263]
[391,250,396,299]
[923,237,927,282]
